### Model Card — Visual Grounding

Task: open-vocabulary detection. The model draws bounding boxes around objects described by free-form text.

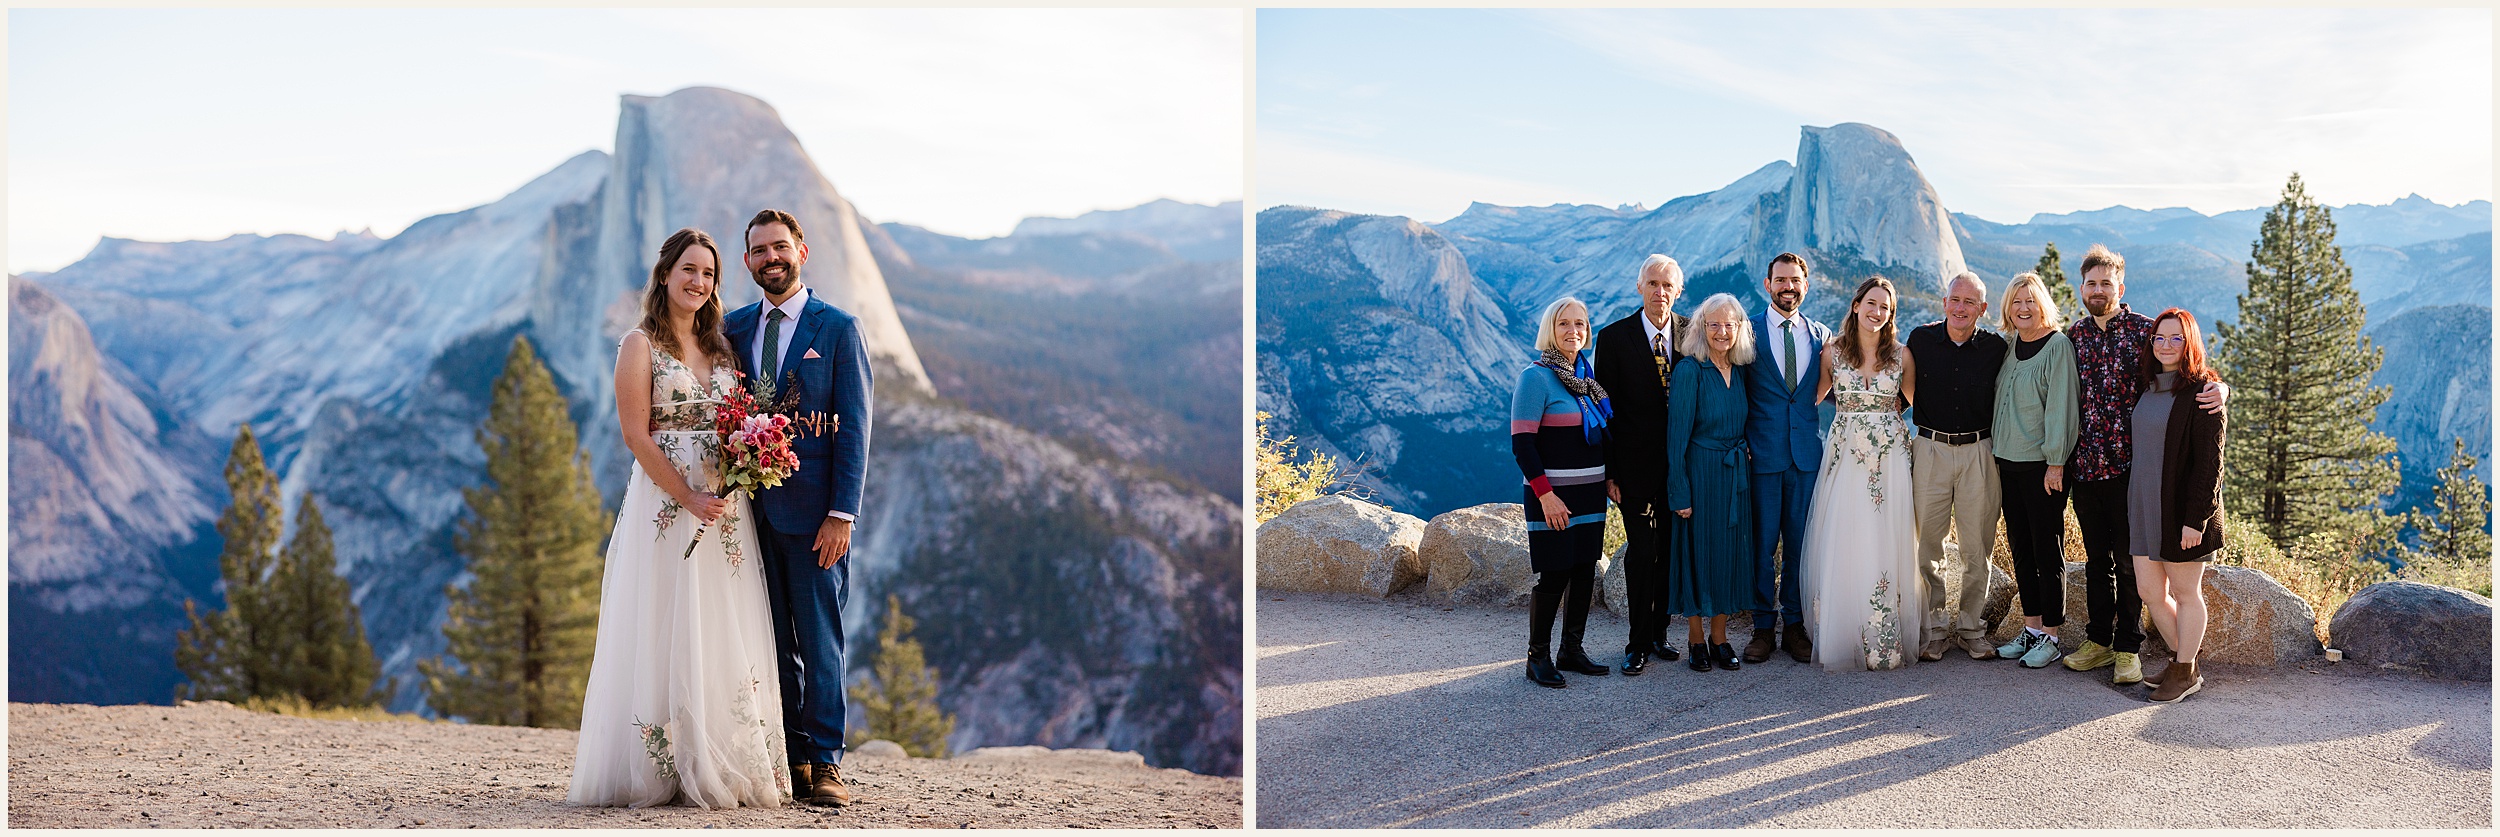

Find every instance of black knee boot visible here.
[1527,584,1565,688]
[1554,567,1609,676]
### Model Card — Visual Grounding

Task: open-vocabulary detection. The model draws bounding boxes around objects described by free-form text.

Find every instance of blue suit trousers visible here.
[761,523,849,765]
[1750,465,1817,630]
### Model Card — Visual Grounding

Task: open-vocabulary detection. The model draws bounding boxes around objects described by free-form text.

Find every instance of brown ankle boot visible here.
[2148,660,2201,703]
[788,763,812,798]
[809,762,852,806]
[1742,628,1777,664]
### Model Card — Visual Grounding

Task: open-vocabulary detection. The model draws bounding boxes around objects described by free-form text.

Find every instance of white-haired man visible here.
[1591,254,1690,674]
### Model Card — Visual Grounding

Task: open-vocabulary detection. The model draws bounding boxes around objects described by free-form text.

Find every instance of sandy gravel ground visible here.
[8,701,1238,829]
[1256,592,2491,829]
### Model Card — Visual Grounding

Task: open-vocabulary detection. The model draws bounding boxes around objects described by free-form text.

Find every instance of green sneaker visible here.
[1994,631,2037,660]
[2064,640,2114,671]
[2020,635,2065,668]
[2112,652,2143,685]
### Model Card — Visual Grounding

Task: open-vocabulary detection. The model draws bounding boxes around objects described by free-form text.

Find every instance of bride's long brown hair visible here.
[637,228,734,368]
[1832,276,1901,371]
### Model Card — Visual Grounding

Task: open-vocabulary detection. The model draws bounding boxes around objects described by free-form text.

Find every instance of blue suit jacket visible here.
[724,291,874,536]
[1742,307,1833,474]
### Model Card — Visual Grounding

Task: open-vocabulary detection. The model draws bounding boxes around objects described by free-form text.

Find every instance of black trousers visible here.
[1620,496,1670,652]
[1529,559,1597,657]
[2070,473,2144,653]
[1997,458,2070,629]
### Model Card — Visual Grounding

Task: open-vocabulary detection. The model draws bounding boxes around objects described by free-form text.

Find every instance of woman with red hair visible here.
[2128,308,2227,703]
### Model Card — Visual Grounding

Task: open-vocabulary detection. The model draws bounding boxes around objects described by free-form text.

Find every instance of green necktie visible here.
[760,308,786,399]
[1781,319,1799,392]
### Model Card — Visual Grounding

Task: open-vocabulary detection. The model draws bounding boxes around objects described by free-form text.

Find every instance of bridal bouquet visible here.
[682,381,800,559]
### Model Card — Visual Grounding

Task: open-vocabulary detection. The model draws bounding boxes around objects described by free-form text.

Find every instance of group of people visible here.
[1510,245,2230,704]
[567,210,876,809]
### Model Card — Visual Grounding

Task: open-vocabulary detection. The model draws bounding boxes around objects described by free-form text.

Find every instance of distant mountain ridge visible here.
[10,87,1241,775]
[1256,123,2491,521]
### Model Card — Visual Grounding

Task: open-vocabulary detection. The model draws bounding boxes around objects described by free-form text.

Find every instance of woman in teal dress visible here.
[1666,293,1757,673]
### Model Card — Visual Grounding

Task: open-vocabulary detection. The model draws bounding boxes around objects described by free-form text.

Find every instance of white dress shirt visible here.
[1765,308,1811,385]
[750,286,811,381]
[1641,310,1675,358]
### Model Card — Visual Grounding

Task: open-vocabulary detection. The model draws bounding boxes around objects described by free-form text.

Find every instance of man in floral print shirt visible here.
[2061,244,2228,686]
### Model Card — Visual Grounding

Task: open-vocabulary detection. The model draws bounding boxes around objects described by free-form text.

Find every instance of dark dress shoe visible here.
[1526,651,1566,688]
[1713,642,1742,671]
[1742,628,1777,664]
[1783,622,1814,663]
[1648,639,1683,662]
[1557,646,1611,676]
[1620,649,1648,676]
[808,762,852,806]
[1688,643,1712,672]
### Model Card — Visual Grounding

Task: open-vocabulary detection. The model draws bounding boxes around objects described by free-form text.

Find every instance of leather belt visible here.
[1916,427,1990,446]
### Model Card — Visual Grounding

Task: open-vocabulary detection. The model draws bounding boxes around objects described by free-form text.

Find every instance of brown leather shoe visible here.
[1742,628,1777,664]
[807,762,852,806]
[1782,622,1813,663]
[2147,660,2201,704]
[788,763,812,799]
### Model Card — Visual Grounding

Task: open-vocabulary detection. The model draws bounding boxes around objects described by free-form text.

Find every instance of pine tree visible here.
[270,495,386,708]
[848,595,956,758]
[176,424,287,702]
[2213,173,2400,546]
[420,336,608,729]
[2035,242,2080,318]
[2407,439,2491,566]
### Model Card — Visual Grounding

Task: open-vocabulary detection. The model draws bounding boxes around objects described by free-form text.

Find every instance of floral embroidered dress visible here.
[569,334,790,809]
[1798,358,1923,672]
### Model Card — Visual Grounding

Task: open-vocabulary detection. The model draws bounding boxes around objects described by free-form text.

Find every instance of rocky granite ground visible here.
[8,701,1238,829]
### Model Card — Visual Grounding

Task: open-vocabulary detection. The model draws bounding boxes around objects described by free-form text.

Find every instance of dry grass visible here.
[2215,520,2391,643]
[236,694,436,723]
[2398,550,2494,599]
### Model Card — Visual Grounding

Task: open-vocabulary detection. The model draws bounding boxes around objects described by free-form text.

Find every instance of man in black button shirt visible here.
[1904,272,2008,660]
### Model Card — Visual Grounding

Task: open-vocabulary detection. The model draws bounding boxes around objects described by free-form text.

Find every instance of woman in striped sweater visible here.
[1513,296,1615,688]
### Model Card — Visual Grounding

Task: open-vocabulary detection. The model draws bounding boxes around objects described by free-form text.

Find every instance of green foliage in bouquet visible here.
[421,336,608,729]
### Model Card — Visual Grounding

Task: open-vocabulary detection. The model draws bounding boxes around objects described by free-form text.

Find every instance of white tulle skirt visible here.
[1800,412,1925,673]
[569,431,790,808]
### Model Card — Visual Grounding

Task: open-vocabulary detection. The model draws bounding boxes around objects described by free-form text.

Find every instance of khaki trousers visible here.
[1912,436,2001,643]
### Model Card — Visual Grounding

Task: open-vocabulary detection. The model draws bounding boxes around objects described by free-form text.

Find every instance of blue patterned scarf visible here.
[1539,348,1612,445]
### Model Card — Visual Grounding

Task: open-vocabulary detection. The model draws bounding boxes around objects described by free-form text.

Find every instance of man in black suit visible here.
[1591,254,1689,675]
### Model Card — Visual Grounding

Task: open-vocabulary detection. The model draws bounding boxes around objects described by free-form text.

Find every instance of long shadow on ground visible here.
[1256,593,2491,829]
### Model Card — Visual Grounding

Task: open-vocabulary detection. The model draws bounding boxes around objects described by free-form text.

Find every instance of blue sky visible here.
[9,8,1243,274]
[1258,8,2492,225]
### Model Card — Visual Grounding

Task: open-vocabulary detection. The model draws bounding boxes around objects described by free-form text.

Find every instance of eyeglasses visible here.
[2150,336,2189,347]
[1703,322,1741,332]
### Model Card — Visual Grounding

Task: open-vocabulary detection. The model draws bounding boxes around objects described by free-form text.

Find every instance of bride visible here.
[569,228,791,808]
[1800,276,1924,673]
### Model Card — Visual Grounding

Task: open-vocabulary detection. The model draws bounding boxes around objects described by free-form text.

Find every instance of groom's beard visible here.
[753,259,800,296]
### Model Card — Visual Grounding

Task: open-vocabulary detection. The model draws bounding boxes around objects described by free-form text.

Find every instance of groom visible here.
[1742,252,1829,664]
[724,208,874,806]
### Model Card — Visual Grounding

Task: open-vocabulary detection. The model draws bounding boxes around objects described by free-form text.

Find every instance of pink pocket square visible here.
[803,348,821,359]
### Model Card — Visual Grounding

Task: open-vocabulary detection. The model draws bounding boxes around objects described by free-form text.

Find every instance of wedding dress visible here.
[568,336,790,808]
[1799,358,1924,673]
